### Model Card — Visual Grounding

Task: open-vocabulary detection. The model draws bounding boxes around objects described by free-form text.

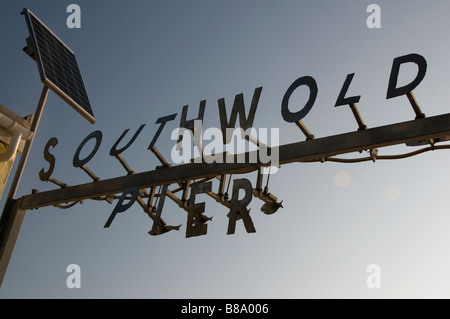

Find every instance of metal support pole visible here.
[349,103,367,131]
[0,199,26,285]
[406,91,425,119]
[295,120,314,140]
[0,85,49,287]
[5,85,49,201]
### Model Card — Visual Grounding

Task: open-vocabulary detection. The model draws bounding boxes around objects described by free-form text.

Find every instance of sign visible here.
[28,52,450,238]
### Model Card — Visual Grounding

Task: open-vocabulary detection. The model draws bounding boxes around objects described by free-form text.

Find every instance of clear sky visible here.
[1,0,450,298]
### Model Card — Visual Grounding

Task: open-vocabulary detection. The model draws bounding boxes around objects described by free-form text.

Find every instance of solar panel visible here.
[22,8,95,124]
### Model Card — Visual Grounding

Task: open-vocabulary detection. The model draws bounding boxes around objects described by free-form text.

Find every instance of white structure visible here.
[0,104,33,162]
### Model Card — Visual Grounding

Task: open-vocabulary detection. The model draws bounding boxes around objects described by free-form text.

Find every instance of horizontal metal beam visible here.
[19,113,450,210]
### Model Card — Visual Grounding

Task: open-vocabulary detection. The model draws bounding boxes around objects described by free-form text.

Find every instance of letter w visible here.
[218,87,262,144]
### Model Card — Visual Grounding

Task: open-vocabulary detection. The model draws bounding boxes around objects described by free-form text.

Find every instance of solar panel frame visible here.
[23,8,96,124]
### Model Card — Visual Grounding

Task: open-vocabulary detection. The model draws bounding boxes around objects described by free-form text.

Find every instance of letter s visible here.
[39,137,58,181]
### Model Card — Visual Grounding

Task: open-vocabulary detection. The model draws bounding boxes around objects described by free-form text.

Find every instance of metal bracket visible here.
[296,120,315,140]
[349,103,367,131]
[80,164,100,182]
[406,91,425,119]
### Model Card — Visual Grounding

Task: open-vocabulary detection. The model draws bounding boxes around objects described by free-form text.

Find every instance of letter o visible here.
[73,130,102,167]
[281,76,318,123]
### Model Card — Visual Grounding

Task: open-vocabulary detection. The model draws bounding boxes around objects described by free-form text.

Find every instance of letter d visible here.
[386,53,427,99]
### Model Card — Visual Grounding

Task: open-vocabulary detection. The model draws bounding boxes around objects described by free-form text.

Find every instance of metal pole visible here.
[5,85,49,201]
[0,85,49,286]
[0,199,26,285]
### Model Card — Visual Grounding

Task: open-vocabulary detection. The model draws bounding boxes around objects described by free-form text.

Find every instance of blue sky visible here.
[1,1,450,298]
